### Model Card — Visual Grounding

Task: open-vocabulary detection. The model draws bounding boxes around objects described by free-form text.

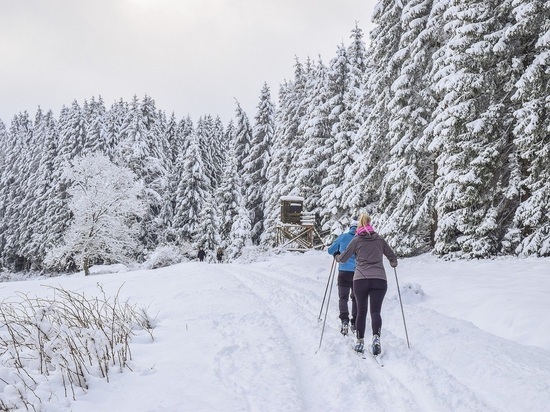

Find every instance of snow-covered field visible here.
[1,250,549,411]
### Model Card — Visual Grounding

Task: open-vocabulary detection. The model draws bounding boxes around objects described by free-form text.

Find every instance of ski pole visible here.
[318,259,337,351]
[318,258,336,321]
[394,267,411,349]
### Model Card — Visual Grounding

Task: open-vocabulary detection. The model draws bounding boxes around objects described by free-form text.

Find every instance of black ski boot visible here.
[340,319,349,336]
[372,334,381,356]
[355,338,364,353]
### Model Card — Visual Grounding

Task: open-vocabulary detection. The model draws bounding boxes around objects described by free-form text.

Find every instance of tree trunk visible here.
[83,256,90,276]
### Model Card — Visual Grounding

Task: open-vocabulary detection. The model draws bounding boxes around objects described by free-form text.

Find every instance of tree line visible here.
[1,0,549,273]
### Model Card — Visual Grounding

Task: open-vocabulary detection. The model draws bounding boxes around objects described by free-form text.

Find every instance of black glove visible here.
[390,260,398,268]
[333,251,340,258]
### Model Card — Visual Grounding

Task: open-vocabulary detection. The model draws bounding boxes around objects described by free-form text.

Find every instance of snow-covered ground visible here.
[1,250,549,411]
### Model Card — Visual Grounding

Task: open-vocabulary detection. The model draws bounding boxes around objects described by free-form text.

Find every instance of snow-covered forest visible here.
[1,0,549,274]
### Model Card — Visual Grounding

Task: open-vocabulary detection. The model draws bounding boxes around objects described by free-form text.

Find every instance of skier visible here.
[335,213,397,355]
[327,219,358,336]
[197,248,207,262]
[216,247,224,263]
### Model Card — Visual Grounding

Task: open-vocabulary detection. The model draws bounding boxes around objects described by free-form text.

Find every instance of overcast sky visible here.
[1,0,377,126]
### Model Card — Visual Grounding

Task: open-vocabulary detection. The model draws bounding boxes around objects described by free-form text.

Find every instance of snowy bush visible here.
[398,282,426,304]
[232,245,274,263]
[0,285,154,410]
[142,245,185,269]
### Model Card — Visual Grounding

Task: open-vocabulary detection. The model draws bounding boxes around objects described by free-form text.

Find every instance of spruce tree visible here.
[376,0,439,255]
[116,95,168,250]
[263,60,308,245]
[172,131,212,245]
[293,58,330,219]
[426,0,517,257]
[233,101,253,172]
[82,96,107,155]
[215,132,243,244]
[245,83,275,244]
[318,44,356,234]
[345,0,407,221]
[506,0,550,256]
[1,112,34,270]
[24,110,59,268]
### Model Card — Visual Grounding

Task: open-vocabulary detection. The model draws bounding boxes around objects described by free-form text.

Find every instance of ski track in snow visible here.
[215,259,550,412]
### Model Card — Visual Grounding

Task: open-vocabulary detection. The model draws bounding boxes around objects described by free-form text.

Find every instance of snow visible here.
[280,196,305,202]
[1,250,549,411]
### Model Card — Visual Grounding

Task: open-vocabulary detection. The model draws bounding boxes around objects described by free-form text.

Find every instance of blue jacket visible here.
[327,226,357,272]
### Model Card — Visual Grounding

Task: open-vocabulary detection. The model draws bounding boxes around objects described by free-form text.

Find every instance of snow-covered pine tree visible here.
[82,96,107,155]
[38,105,75,269]
[233,101,253,172]
[164,113,180,167]
[44,154,145,275]
[245,82,275,244]
[506,0,550,256]
[330,24,369,227]
[157,112,180,241]
[178,115,194,155]
[262,59,308,245]
[215,130,246,246]
[426,0,517,257]
[232,101,255,239]
[58,100,86,161]
[1,112,34,270]
[376,0,439,256]
[222,119,236,160]
[318,43,356,234]
[172,130,212,245]
[211,115,227,188]
[116,95,169,251]
[19,110,60,269]
[162,115,195,243]
[293,57,330,220]
[103,99,128,160]
[196,115,215,189]
[15,109,49,270]
[26,111,59,268]
[226,193,252,260]
[345,0,407,221]
[194,197,221,253]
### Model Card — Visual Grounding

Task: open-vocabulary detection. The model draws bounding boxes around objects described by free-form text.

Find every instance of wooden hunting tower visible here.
[280,196,304,224]
[275,196,326,251]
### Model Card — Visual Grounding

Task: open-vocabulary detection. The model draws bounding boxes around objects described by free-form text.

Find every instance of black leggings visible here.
[353,278,387,339]
[337,270,356,321]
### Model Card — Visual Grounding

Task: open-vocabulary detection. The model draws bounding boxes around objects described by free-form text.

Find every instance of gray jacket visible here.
[337,231,397,281]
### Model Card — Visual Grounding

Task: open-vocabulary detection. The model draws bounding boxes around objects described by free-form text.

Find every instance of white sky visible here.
[0,0,377,126]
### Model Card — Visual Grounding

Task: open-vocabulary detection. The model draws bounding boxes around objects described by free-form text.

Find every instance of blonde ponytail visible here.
[358,213,371,228]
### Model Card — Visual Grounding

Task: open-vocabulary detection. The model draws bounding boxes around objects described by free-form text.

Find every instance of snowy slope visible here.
[0,251,549,411]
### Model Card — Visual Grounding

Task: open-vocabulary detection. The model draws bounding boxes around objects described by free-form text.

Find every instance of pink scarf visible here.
[356,225,375,236]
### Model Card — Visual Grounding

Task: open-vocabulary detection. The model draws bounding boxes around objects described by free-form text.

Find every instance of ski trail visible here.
[226,264,437,411]
[207,269,306,412]
[228,260,526,411]
[220,265,388,410]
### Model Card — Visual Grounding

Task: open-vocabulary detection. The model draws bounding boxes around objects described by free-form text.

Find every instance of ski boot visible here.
[372,334,381,356]
[354,338,364,353]
[340,319,349,336]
